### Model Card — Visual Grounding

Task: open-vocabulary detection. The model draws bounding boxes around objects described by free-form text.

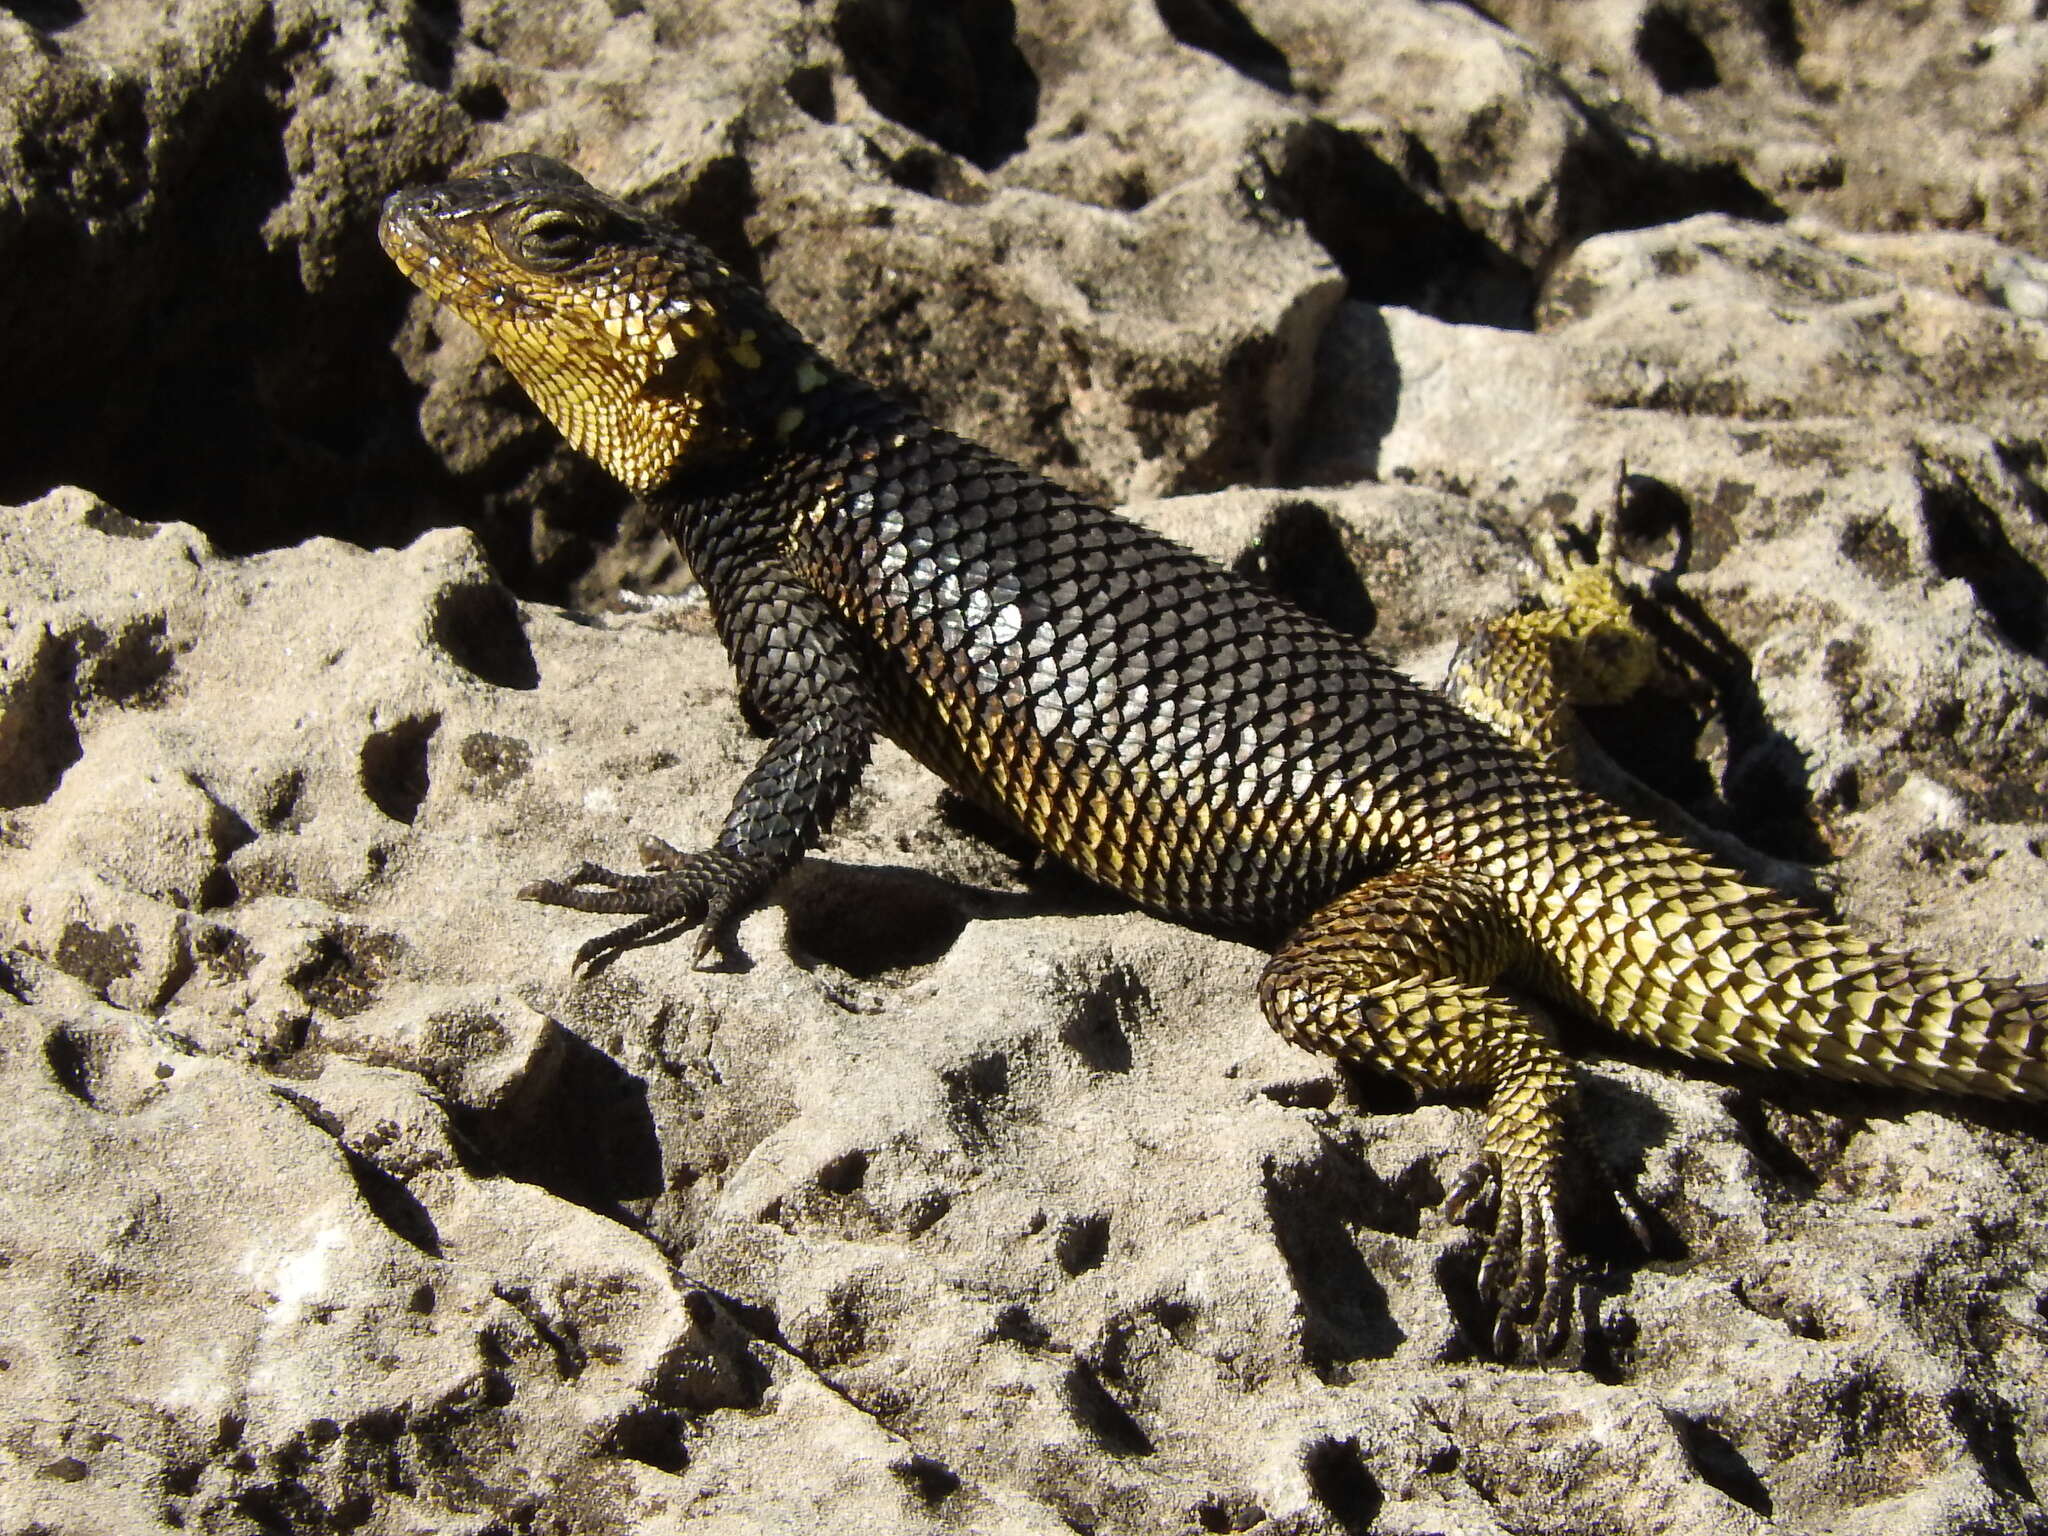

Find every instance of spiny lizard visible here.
[380,154,2048,1354]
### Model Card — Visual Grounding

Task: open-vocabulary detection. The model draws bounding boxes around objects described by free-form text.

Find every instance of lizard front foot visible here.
[519,837,774,971]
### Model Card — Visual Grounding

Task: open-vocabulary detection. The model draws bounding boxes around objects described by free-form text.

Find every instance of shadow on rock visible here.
[781,857,1134,981]
[1233,498,1380,639]
[1260,1142,1408,1377]
[1589,472,1838,875]
[454,1028,665,1220]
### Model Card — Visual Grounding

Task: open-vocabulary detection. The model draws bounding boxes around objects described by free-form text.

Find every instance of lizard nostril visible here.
[396,187,453,222]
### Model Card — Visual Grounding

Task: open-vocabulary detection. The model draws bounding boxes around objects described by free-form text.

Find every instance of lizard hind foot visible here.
[1444,1153,1571,1357]
[1442,1143,1650,1360]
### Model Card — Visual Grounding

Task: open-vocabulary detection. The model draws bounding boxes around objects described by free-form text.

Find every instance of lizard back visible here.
[709,392,1558,939]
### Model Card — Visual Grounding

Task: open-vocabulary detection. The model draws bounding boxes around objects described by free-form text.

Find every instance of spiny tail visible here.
[1534,816,2048,1102]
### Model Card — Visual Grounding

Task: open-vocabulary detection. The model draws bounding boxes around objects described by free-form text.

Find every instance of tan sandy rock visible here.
[1,1,2047,1532]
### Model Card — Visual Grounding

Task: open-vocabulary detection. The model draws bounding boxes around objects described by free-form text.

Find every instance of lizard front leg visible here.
[1444,551,1661,776]
[1257,864,1630,1357]
[523,567,876,970]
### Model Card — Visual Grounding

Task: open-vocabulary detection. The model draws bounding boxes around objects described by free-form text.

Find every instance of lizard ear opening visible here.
[639,337,726,407]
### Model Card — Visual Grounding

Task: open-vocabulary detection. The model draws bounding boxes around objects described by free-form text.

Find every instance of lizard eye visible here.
[511,209,596,269]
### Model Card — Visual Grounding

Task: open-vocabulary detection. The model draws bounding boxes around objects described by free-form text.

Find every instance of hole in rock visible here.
[43,1026,102,1108]
[1195,1491,1267,1532]
[1264,122,1535,328]
[1635,4,1720,94]
[602,1405,688,1474]
[1672,1415,1773,1516]
[431,582,539,690]
[833,0,1038,170]
[880,144,991,206]
[1155,0,1292,92]
[53,922,140,996]
[947,1050,1009,1102]
[1753,0,1802,65]
[1062,1361,1153,1457]
[289,927,405,1018]
[991,1303,1051,1349]
[1054,1213,1110,1275]
[1258,1075,1335,1110]
[786,64,837,123]
[891,1453,960,1504]
[457,80,509,122]
[816,1149,870,1195]
[1057,962,1147,1073]
[85,614,177,706]
[1922,471,2048,658]
[457,731,532,794]
[360,715,440,824]
[7,0,84,28]
[407,0,458,88]
[1304,1437,1383,1535]
[1837,514,1913,587]
[232,1484,321,1532]
[941,1050,1010,1142]
[0,34,476,578]
[0,633,82,810]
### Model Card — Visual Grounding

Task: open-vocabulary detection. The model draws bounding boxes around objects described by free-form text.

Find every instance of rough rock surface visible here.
[3,1,2048,1533]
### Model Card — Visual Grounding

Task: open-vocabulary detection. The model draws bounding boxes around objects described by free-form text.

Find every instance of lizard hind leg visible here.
[1258,865,1620,1356]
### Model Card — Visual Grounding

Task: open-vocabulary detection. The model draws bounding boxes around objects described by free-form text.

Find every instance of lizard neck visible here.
[646,378,926,580]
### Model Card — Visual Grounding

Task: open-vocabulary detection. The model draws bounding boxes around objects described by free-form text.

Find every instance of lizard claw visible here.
[572,910,704,973]
[1442,1157,1496,1227]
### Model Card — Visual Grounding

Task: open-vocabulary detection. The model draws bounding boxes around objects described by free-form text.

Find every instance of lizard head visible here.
[380,154,804,494]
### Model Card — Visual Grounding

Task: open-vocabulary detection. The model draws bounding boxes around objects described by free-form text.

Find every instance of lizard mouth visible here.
[378,192,544,324]
[378,193,467,294]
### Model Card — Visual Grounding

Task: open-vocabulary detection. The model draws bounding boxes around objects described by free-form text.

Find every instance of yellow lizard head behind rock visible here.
[380,153,808,494]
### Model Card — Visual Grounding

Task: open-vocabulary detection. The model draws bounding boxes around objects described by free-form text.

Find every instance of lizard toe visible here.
[638,834,689,871]
[567,883,718,971]
[1442,1156,1498,1228]
[1476,1178,1524,1303]
[519,860,670,912]
[524,856,692,913]
[1450,1152,1584,1359]
[573,911,693,972]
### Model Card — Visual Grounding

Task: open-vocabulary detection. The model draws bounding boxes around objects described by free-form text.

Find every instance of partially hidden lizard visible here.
[380,154,2048,1355]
